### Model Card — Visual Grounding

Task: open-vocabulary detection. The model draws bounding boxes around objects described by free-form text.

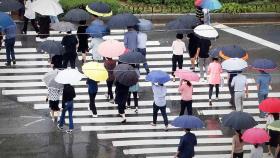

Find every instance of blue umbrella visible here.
[171,115,204,129]
[86,23,109,38]
[209,47,223,58]
[0,12,15,29]
[201,0,222,10]
[145,70,170,84]
[107,13,139,29]
[220,45,248,60]
[251,59,277,71]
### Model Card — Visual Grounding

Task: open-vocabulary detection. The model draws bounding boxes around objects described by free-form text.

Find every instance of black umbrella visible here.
[209,47,223,58]
[86,2,112,17]
[50,21,76,32]
[0,0,23,12]
[221,111,258,130]
[220,45,248,60]
[119,51,146,64]
[107,13,139,29]
[37,40,64,55]
[63,9,91,22]
[113,64,139,87]
[166,15,199,33]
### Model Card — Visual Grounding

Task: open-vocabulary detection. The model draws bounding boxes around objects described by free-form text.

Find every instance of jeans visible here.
[63,53,77,68]
[235,91,244,111]
[233,152,243,158]
[180,100,192,115]
[209,84,219,99]
[89,92,97,115]
[228,81,235,106]
[5,38,16,63]
[198,57,210,78]
[172,54,183,76]
[153,103,168,126]
[258,93,268,117]
[127,92,138,107]
[50,16,59,23]
[22,17,39,33]
[106,81,114,99]
[59,101,74,129]
[137,48,150,73]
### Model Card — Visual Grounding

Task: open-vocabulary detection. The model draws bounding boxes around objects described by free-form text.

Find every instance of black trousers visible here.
[228,80,235,106]
[63,54,76,69]
[89,92,97,115]
[233,152,243,158]
[22,17,39,33]
[127,92,138,107]
[209,84,219,99]
[172,54,183,76]
[106,81,114,99]
[180,100,192,115]
[153,103,168,126]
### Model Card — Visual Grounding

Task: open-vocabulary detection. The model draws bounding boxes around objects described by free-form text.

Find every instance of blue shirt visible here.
[256,72,271,94]
[152,84,167,107]
[87,79,98,94]
[124,30,138,51]
[178,132,197,158]
[4,25,16,39]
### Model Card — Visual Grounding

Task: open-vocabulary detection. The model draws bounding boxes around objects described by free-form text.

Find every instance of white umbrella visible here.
[194,24,219,40]
[31,0,63,16]
[222,58,248,71]
[55,68,83,85]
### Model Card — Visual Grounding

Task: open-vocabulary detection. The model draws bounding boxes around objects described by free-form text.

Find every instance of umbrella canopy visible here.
[107,13,139,29]
[63,9,91,22]
[174,69,200,81]
[221,58,248,71]
[113,64,139,87]
[251,59,277,71]
[50,21,76,32]
[37,40,64,55]
[86,2,112,17]
[166,15,199,33]
[195,0,203,6]
[137,19,153,31]
[146,70,171,84]
[31,0,63,16]
[171,115,204,129]
[267,120,280,132]
[220,45,248,60]
[42,69,63,89]
[86,23,109,38]
[209,47,223,58]
[97,40,125,57]
[242,128,270,144]
[55,68,83,85]
[119,51,146,64]
[259,98,280,113]
[82,62,108,81]
[221,111,258,130]
[0,12,15,29]
[201,0,222,10]
[0,0,23,12]
[194,24,219,40]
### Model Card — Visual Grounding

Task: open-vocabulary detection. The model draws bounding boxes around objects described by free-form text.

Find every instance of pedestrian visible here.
[174,128,197,158]
[207,57,222,106]
[178,79,193,115]
[57,84,76,134]
[127,65,140,113]
[104,57,116,103]
[150,83,168,131]
[89,37,104,62]
[195,38,211,81]
[49,0,60,23]
[256,70,272,118]
[87,78,98,117]
[46,86,63,122]
[77,20,89,63]
[21,0,39,35]
[61,31,78,68]
[250,144,263,158]
[137,28,150,73]
[18,0,25,20]
[195,6,204,24]
[202,8,210,25]
[171,33,186,82]
[0,31,3,50]
[227,71,242,108]
[231,72,248,111]
[124,26,138,53]
[50,55,63,69]
[115,81,129,123]
[3,25,17,66]
[266,113,280,156]
[38,15,51,39]
[231,130,244,158]
[187,27,199,70]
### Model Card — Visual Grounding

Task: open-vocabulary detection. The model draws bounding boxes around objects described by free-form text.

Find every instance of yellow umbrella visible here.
[82,62,108,81]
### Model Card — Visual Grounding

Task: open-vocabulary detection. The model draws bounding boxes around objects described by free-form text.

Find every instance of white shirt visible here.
[231,74,247,92]
[250,146,263,158]
[172,40,186,55]
[137,32,147,49]
[24,0,36,19]
[152,84,167,107]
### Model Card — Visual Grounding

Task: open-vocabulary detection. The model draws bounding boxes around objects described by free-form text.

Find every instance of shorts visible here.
[49,100,60,111]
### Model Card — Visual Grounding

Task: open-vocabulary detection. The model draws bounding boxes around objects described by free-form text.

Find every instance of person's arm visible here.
[256,77,260,91]
[195,47,200,59]
[231,77,235,87]
[175,137,184,158]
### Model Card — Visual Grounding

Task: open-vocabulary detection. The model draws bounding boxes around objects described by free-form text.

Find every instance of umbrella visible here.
[31,0,63,16]
[146,70,171,84]
[0,0,23,12]
[221,111,258,130]
[0,12,15,29]
[267,120,280,132]
[107,13,139,29]
[195,0,203,6]
[37,40,64,55]
[251,59,277,71]
[137,19,153,31]
[221,58,248,71]
[42,69,63,89]
[63,9,91,22]
[55,68,83,85]
[201,0,222,10]
[174,69,200,81]
[209,47,223,58]
[86,23,109,38]
[113,64,139,87]
[119,51,146,64]
[166,15,199,33]
[171,115,204,129]
[50,22,76,32]
[82,62,108,81]
[86,2,112,17]
[194,24,219,40]
[241,128,270,144]
[97,40,125,57]
[259,98,280,113]
[220,45,248,60]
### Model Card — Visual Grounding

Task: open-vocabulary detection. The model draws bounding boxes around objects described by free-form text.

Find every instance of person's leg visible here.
[59,105,67,127]
[69,55,76,69]
[22,17,28,33]
[5,39,11,64]
[228,80,235,106]
[133,92,138,108]
[179,100,187,116]
[240,92,244,111]
[89,93,97,115]
[152,102,159,124]
[209,84,214,100]
[235,92,242,111]
[159,106,168,127]
[204,58,210,78]
[186,100,193,115]
[127,92,131,107]
[67,101,74,130]
[10,38,15,62]
[171,55,176,77]
[178,55,183,69]
[62,55,69,68]
[30,19,39,33]
[199,58,205,78]
[139,48,149,73]
[258,92,266,117]
[107,81,114,99]
[190,57,195,69]
[215,84,220,98]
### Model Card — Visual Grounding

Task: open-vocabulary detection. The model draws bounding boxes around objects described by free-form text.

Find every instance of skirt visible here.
[49,100,60,111]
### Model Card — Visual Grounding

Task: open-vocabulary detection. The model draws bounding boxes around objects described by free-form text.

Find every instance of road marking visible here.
[2,41,22,47]
[0,61,49,66]
[24,119,45,127]
[81,124,177,131]
[20,116,43,119]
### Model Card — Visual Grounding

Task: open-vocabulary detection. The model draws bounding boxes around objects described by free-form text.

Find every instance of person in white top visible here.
[21,0,39,34]
[137,31,150,73]
[202,8,210,25]
[250,144,263,158]
[171,33,186,81]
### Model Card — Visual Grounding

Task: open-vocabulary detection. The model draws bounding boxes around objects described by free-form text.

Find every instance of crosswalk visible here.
[0,28,277,158]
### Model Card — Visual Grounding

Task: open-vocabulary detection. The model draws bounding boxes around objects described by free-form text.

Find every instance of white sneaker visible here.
[104,93,109,99]
[109,99,114,104]
[92,114,98,118]
[215,97,219,101]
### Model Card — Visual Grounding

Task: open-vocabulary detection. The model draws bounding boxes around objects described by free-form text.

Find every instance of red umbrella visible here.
[97,39,125,58]
[241,128,270,144]
[195,0,203,6]
[259,98,280,113]
[174,69,199,81]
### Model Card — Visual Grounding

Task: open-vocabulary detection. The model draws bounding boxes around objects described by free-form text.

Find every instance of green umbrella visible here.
[267,120,280,132]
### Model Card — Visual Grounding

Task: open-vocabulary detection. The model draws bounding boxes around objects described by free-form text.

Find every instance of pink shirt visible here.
[178,83,193,101]
[207,62,222,85]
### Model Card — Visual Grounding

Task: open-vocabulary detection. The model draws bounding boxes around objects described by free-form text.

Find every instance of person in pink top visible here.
[178,79,193,115]
[207,58,222,106]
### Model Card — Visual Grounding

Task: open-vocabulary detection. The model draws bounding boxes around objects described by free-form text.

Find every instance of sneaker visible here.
[126,105,131,109]
[150,122,156,126]
[209,99,212,106]
[92,114,98,118]
[172,77,176,82]
[66,129,73,134]
[104,93,109,99]
[135,108,138,113]
[5,62,11,66]
[51,118,55,122]
[121,119,126,123]
[12,60,16,65]
[57,124,63,130]
[215,97,219,101]
[164,126,168,131]
[109,99,114,104]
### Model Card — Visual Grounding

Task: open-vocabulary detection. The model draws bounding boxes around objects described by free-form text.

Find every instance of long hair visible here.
[183,80,192,87]
[236,130,243,142]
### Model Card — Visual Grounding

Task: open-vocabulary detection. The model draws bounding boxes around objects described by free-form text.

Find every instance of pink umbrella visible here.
[97,39,125,58]
[195,0,203,6]
[241,128,270,144]
[174,69,199,81]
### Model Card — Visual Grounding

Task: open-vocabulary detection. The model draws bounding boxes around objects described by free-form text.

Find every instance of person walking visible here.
[178,79,193,115]
[77,20,89,63]
[124,26,138,53]
[202,8,210,25]
[227,71,242,108]
[250,144,263,158]
[38,15,51,39]
[150,83,168,131]
[21,0,39,35]
[87,78,98,117]
[207,57,222,106]
[127,66,140,113]
[231,72,248,111]
[187,28,199,70]
[137,29,150,73]
[195,38,211,81]
[46,86,63,122]
[57,84,76,134]
[266,113,280,156]
[231,130,244,158]
[3,25,17,66]
[61,31,78,68]
[171,33,186,82]
[256,70,272,118]
[104,58,116,103]
[115,81,129,123]
[0,31,3,50]
[174,129,197,158]
[195,6,204,24]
